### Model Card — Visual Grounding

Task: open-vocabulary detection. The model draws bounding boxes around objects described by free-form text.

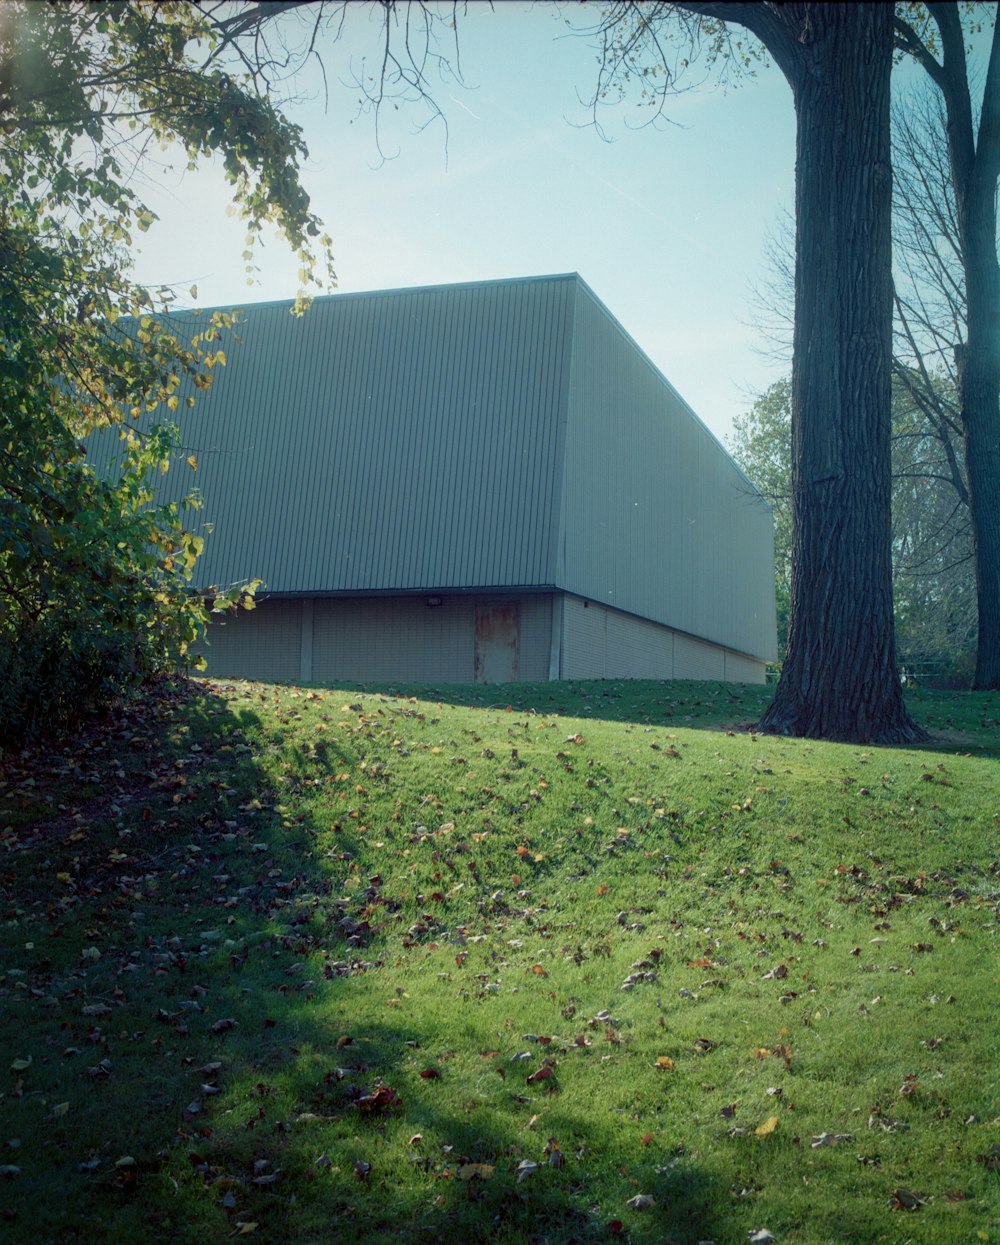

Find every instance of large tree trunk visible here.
[956,25,1000,690]
[757,4,925,742]
[960,223,1000,689]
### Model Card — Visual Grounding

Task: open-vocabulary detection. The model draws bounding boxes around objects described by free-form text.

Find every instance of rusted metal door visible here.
[474,603,520,683]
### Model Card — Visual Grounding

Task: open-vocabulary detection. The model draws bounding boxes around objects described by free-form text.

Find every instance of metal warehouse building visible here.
[135,273,776,684]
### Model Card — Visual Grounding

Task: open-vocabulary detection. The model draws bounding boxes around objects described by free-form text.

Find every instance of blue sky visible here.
[132,5,795,443]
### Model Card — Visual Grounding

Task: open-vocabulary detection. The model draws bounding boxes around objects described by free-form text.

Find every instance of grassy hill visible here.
[1,678,997,1244]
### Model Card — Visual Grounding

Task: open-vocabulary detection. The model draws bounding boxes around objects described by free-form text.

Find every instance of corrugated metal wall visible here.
[560,595,765,683]
[196,593,553,684]
[561,282,776,663]
[313,597,481,682]
[606,607,676,678]
[673,631,726,680]
[561,595,610,678]
[194,600,302,682]
[723,650,765,682]
[107,277,574,596]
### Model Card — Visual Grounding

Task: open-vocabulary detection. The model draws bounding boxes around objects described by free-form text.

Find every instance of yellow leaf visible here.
[187,454,198,471]
[235,1224,259,1235]
[654,1056,675,1070]
[57,872,71,884]
[52,1102,70,1117]
[755,1115,778,1137]
[458,1163,494,1181]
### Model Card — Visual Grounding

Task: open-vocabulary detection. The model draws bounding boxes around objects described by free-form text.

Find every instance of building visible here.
[130,274,776,684]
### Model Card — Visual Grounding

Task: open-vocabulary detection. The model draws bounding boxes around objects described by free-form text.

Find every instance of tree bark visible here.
[961,235,1000,689]
[755,4,925,742]
[945,13,1000,690]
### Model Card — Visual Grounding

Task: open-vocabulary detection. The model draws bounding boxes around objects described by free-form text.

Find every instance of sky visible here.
[133,3,797,446]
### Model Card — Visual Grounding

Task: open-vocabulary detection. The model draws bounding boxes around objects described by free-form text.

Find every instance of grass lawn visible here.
[1,677,997,1245]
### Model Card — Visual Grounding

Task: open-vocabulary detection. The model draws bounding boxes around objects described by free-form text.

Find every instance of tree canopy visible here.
[0,1,334,742]
[731,376,976,684]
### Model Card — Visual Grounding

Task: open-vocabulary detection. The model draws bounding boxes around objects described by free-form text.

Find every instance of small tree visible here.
[729,381,793,666]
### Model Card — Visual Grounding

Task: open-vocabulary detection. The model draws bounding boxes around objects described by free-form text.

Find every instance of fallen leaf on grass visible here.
[516,1159,538,1182]
[625,1194,655,1210]
[755,1116,778,1137]
[888,1188,925,1211]
[458,1163,494,1181]
[210,1018,237,1034]
[748,1232,775,1244]
[526,1065,554,1084]
[234,1222,259,1234]
[654,1056,674,1070]
[355,1086,399,1113]
[419,1068,441,1080]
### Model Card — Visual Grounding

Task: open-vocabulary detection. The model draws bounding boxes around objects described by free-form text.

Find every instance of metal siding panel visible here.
[306,592,551,684]
[95,276,576,599]
[311,597,476,682]
[194,600,302,682]
[561,282,776,664]
[518,594,553,681]
[724,650,766,683]
[673,632,726,681]
[561,596,607,679]
[605,608,674,679]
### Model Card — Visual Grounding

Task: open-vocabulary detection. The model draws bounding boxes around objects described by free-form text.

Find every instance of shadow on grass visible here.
[1,679,733,1245]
